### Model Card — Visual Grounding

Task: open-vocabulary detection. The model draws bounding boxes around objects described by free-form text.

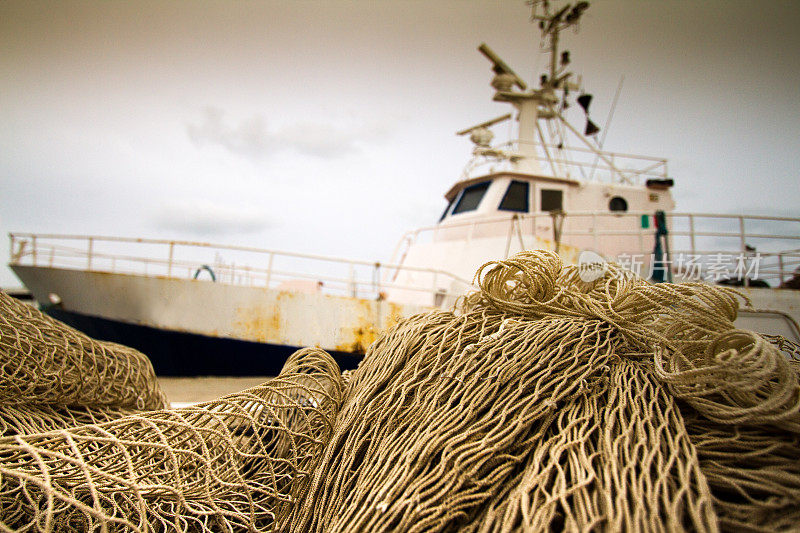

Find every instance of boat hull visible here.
[10,265,429,376]
[9,263,800,378]
[45,307,360,376]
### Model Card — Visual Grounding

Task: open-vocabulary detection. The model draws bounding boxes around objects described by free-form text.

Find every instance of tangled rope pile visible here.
[292,251,800,532]
[0,348,343,531]
[0,291,167,435]
[2,250,799,532]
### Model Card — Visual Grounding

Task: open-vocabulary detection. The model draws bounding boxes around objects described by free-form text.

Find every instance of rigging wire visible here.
[589,75,625,181]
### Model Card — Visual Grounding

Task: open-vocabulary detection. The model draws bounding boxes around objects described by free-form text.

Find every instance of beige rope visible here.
[3,251,800,532]
[0,291,166,412]
[0,403,141,437]
[464,361,716,532]
[0,348,343,532]
[290,250,800,532]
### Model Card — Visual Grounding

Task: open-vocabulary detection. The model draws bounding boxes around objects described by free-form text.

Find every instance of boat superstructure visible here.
[389,1,678,298]
[386,0,800,338]
[7,1,800,374]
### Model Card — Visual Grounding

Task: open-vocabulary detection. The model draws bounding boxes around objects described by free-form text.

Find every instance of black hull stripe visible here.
[45,308,362,377]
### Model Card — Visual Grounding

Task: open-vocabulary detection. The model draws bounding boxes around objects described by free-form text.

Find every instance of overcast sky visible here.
[2,0,799,287]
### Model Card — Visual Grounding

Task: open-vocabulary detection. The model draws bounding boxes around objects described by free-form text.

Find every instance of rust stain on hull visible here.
[339,326,371,354]
[232,305,281,343]
[231,292,420,354]
[336,299,396,354]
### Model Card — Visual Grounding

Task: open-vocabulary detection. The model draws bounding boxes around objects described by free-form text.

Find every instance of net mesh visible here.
[0,348,342,532]
[0,291,167,414]
[2,250,800,532]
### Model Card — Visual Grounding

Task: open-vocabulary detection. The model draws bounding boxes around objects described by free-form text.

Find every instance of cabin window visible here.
[439,198,455,222]
[452,182,490,214]
[499,180,529,212]
[540,189,563,212]
[609,196,628,212]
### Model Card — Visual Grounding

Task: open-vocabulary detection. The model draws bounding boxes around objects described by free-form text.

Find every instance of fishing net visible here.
[2,250,800,532]
[0,290,166,414]
[0,347,343,532]
[290,250,800,532]
[0,404,140,438]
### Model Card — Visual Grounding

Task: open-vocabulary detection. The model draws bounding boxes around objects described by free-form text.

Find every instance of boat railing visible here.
[393,211,800,287]
[7,233,474,304]
[464,139,669,185]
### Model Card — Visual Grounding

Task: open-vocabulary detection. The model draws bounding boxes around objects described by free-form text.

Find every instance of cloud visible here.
[186,108,271,160]
[186,107,397,160]
[279,122,362,158]
[153,198,270,236]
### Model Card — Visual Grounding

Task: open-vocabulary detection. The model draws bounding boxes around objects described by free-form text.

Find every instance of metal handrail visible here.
[401,211,800,243]
[503,140,669,173]
[8,233,474,300]
[11,210,800,298]
[391,211,800,285]
[465,139,669,184]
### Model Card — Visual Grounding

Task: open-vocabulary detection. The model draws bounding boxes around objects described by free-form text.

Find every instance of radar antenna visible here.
[460,1,634,183]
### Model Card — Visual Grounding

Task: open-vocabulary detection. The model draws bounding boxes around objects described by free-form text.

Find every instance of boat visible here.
[8,1,800,375]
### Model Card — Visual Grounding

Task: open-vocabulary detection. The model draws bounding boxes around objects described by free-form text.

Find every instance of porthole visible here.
[609,196,628,212]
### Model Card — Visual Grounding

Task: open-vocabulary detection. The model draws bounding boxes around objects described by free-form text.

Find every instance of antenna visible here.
[529,1,590,85]
[478,44,527,91]
[462,1,613,178]
[456,114,513,137]
[457,114,513,149]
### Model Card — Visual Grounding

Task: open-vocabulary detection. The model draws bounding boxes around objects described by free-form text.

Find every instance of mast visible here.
[461,1,593,177]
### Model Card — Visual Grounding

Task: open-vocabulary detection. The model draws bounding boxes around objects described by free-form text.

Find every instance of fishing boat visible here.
[8,1,800,375]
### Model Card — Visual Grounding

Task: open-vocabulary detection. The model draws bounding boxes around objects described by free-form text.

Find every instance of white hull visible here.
[732,288,800,341]
[11,265,429,355]
[12,260,800,367]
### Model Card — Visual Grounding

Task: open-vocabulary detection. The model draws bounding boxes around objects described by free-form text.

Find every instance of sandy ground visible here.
[157,376,272,406]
